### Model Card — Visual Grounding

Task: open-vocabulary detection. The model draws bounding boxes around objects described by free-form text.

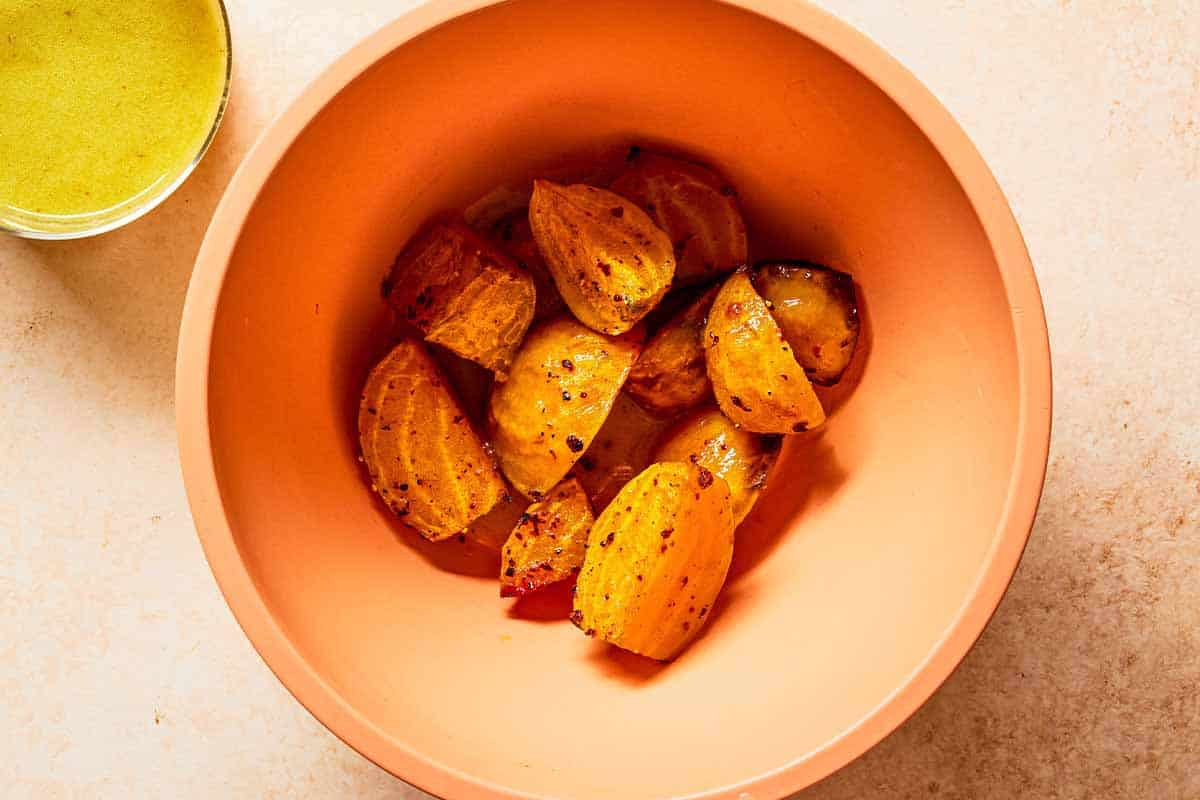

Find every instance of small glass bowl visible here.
[0,0,232,240]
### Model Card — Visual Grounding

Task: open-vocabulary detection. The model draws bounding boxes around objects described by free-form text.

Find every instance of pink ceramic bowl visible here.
[176,1,1051,798]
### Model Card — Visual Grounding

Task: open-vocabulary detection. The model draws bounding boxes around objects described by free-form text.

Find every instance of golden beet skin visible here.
[528,180,674,335]
[488,317,642,499]
[625,284,719,416]
[358,340,507,540]
[755,261,860,385]
[704,270,826,434]
[500,478,594,597]
[572,462,735,661]
[386,221,536,380]
[654,406,781,525]
[569,392,673,513]
[610,151,748,285]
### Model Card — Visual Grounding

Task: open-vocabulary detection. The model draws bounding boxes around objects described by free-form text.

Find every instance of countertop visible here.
[2,1,1197,797]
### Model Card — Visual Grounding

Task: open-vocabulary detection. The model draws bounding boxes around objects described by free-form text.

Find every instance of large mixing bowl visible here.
[176,1,1052,797]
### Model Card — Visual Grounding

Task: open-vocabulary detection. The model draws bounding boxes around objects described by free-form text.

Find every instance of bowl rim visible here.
[175,1,1053,797]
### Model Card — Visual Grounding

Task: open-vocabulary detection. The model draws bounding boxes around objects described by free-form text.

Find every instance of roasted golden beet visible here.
[704,270,826,434]
[463,494,528,552]
[386,222,536,379]
[359,340,507,540]
[528,180,674,335]
[654,407,781,525]
[463,183,531,230]
[429,344,493,425]
[500,478,594,597]
[488,317,642,499]
[572,462,734,661]
[610,151,748,285]
[625,285,719,416]
[569,392,673,513]
[755,261,860,385]
[491,212,566,322]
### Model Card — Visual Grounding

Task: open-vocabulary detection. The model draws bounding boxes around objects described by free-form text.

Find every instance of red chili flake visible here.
[660,544,668,554]
[579,391,588,399]
[727,302,742,317]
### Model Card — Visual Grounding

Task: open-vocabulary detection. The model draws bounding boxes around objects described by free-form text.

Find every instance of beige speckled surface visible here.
[1,1,1197,797]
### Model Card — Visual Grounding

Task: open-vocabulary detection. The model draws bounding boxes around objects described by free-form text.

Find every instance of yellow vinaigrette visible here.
[0,0,227,220]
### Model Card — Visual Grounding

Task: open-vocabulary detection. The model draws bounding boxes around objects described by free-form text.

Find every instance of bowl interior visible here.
[202,0,1022,796]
